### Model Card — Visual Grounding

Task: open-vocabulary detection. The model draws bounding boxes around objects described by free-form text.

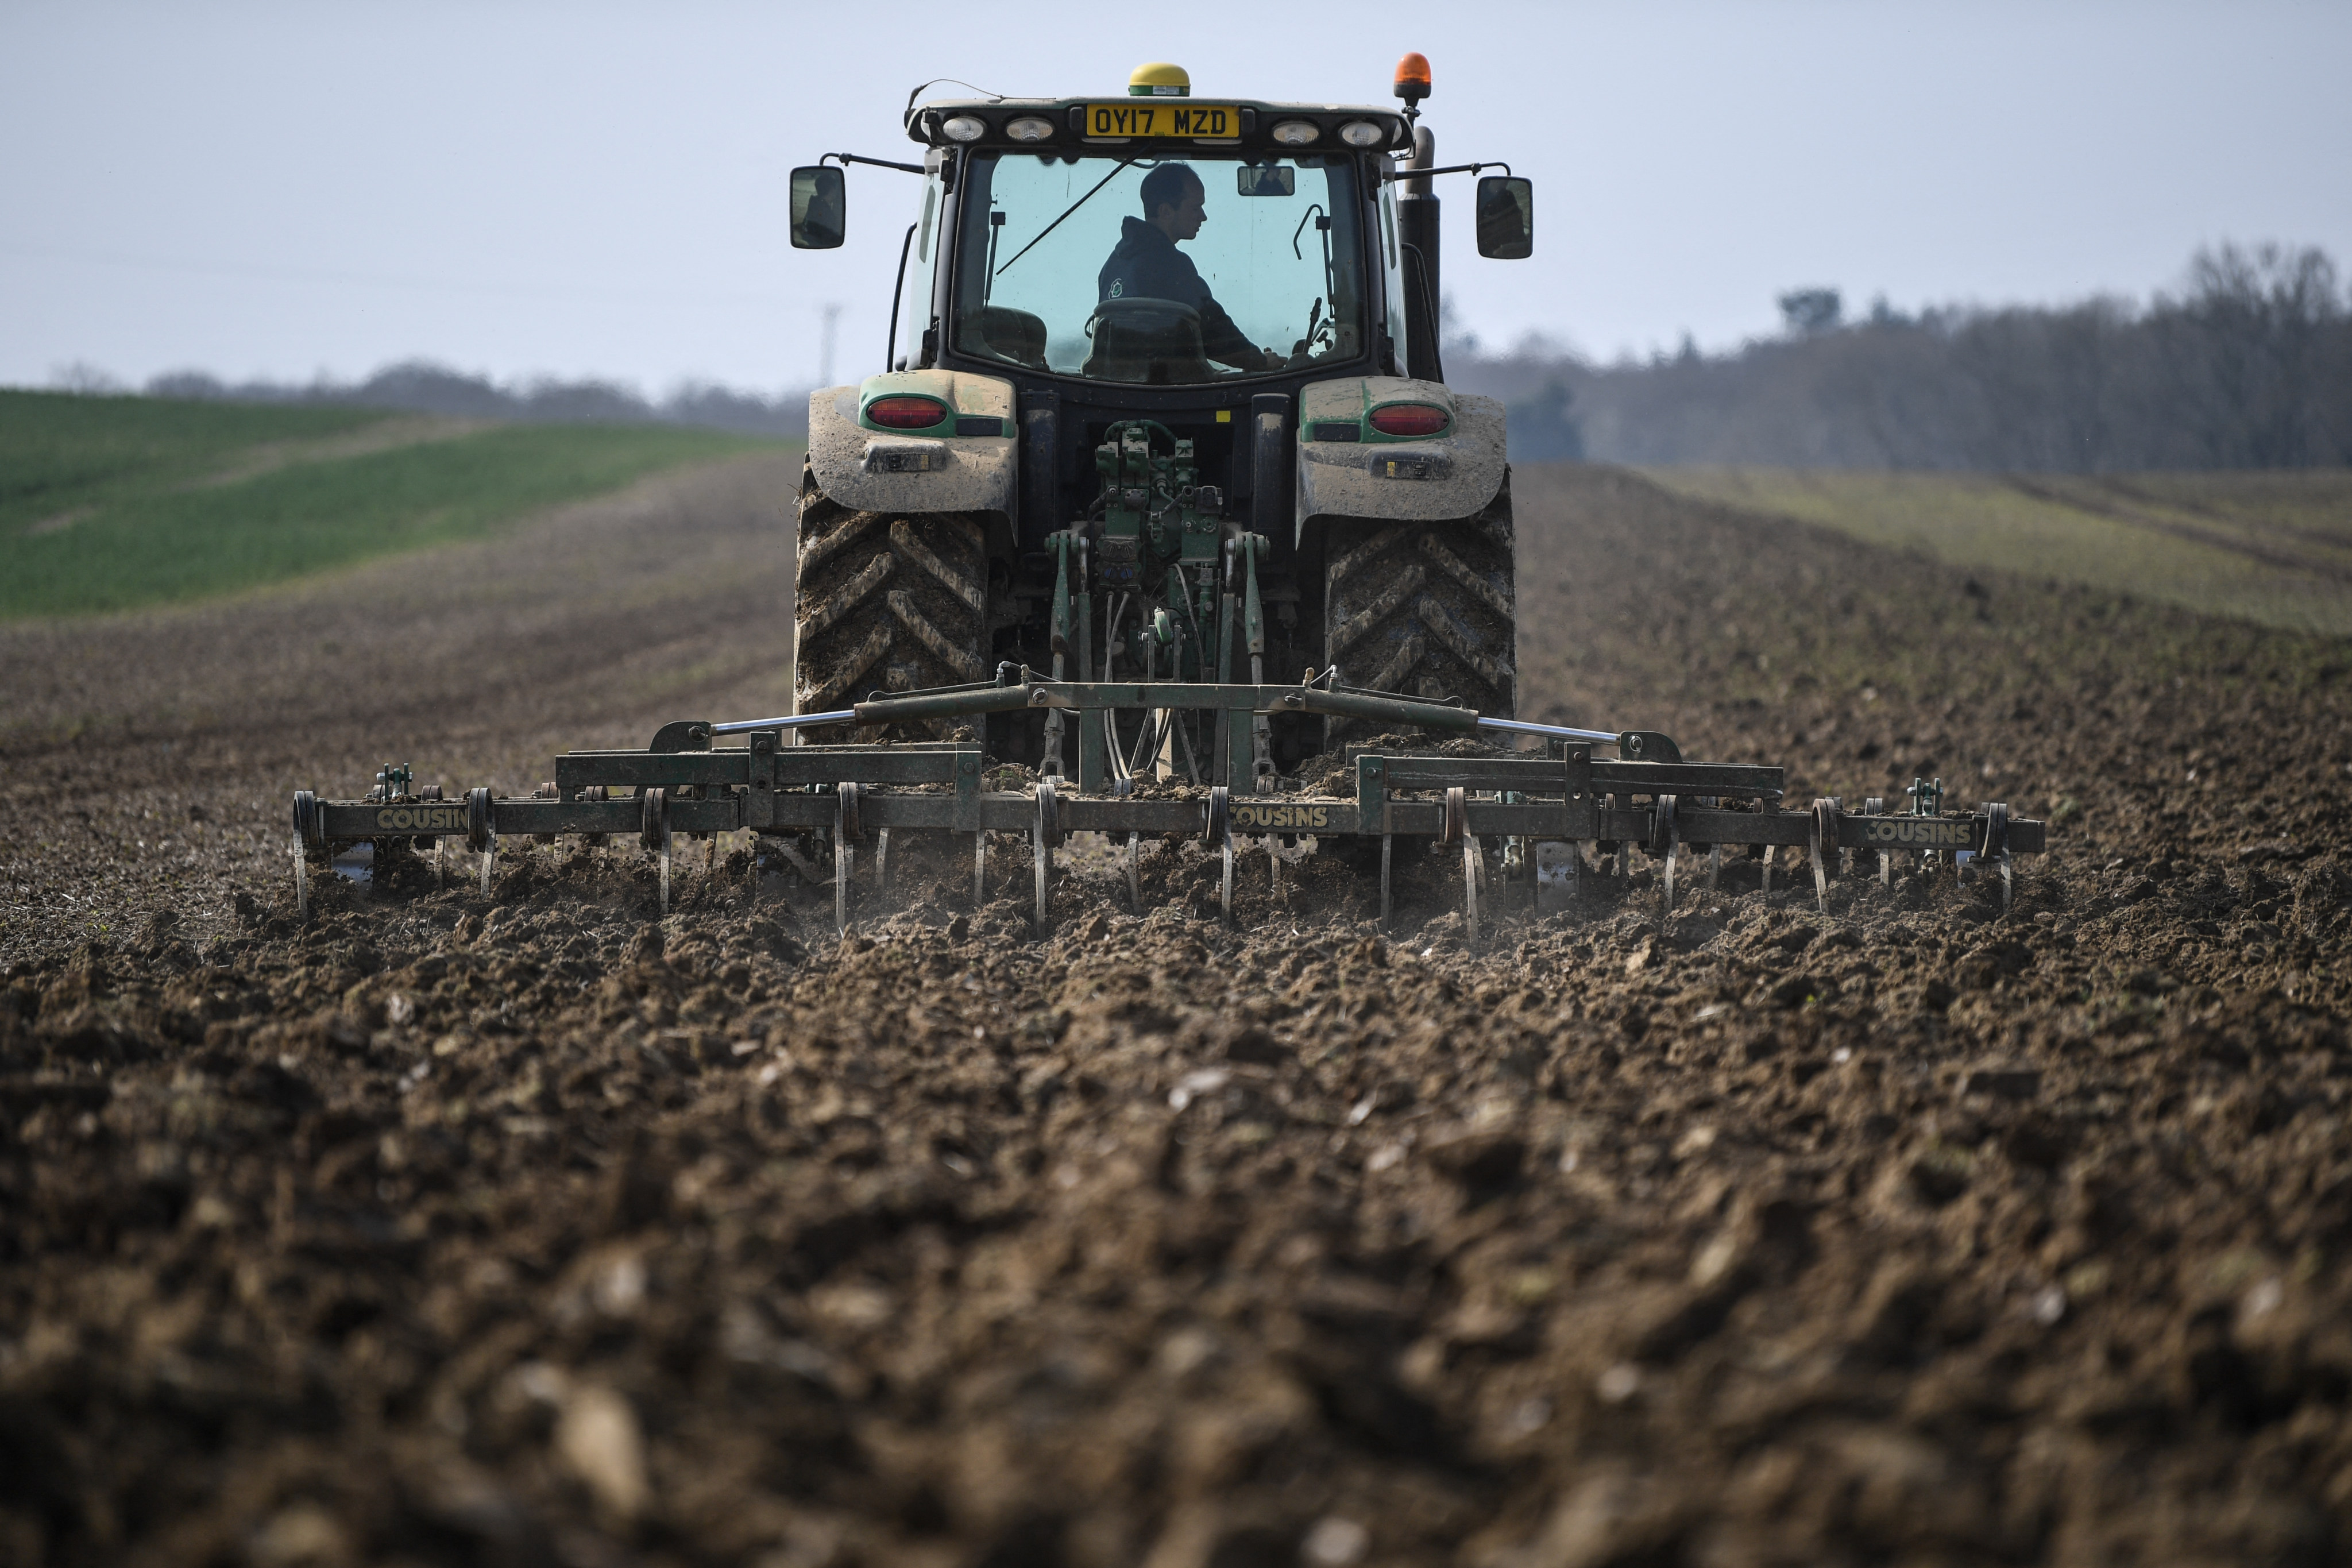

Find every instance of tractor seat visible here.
[969,306,1049,369]
[1082,298,1210,384]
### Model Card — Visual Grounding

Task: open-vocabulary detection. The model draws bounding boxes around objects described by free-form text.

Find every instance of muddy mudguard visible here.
[804,369,1018,519]
[1292,374,1508,542]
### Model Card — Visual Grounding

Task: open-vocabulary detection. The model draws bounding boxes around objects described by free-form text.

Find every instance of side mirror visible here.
[1474,176,1534,260]
[790,165,846,250]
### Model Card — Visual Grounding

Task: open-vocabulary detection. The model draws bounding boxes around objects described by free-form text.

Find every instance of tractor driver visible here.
[1099,163,1280,373]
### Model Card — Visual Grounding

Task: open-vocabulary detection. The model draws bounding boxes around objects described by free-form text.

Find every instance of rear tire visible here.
[794,462,990,741]
[1321,470,1516,741]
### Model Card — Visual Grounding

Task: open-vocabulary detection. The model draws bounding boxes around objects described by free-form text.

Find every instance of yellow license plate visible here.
[1082,102,1241,141]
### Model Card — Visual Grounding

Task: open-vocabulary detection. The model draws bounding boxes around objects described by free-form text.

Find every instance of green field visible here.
[1642,466,2352,638]
[0,391,780,617]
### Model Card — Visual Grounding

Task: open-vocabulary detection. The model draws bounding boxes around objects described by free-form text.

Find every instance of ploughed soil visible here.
[5,457,2352,1567]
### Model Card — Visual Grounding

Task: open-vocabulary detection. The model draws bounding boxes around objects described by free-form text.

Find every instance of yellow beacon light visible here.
[1128,62,1191,98]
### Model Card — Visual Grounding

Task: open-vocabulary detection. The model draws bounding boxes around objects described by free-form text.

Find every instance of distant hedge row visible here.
[1465,243,2352,472]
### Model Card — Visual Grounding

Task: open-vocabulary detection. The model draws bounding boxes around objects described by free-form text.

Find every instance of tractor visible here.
[287,57,2045,933]
[788,55,1533,787]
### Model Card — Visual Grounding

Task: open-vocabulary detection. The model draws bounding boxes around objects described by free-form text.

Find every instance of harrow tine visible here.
[1462,836,1480,932]
[1809,798,1840,917]
[1380,831,1393,926]
[1269,833,1280,895]
[973,832,986,908]
[1033,778,1059,934]
[1128,831,1142,911]
[464,787,495,899]
[1206,786,1232,923]
[1864,797,1888,887]
[876,827,891,894]
[835,837,851,934]
[1657,794,1679,921]
[293,838,310,924]
[641,787,673,916]
[1985,801,2014,916]
[1762,844,1774,901]
[832,782,859,936]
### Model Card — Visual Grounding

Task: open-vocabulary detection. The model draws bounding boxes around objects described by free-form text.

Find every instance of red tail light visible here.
[866,395,949,430]
[1367,403,1449,437]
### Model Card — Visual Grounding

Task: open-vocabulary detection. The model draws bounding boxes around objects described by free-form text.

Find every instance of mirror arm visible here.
[1377,160,1511,183]
[824,152,928,176]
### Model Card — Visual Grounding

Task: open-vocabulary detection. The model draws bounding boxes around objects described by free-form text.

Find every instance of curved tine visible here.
[834,836,850,936]
[1380,830,1393,928]
[1659,794,1679,922]
[1221,828,1235,923]
[1809,802,1832,918]
[1462,835,1480,933]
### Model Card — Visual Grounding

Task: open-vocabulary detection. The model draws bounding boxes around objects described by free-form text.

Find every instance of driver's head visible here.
[1141,163,1207,243]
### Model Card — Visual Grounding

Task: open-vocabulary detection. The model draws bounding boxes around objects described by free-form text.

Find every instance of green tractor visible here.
[288,70,2049,933]
[788,55,1534,789]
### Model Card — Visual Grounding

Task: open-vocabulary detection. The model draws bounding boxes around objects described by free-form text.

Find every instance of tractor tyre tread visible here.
[794,461,988,740]
[1322,470,1515,741]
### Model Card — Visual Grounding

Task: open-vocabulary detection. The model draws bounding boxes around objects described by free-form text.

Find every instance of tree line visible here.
[1457,242,2352,471]
[136,362,805,438]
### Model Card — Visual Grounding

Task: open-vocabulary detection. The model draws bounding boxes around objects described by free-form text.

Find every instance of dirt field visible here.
[5,456,2351,1567]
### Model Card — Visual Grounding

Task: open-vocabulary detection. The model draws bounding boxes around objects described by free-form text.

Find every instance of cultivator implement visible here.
[291,673,2044,934]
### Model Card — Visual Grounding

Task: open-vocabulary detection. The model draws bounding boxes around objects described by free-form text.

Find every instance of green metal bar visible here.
[1242,538,1266,666]
[1214,580,1235,787]
[1048,535,1072,679]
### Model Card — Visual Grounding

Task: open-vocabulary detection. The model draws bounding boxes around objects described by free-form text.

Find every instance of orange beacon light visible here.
[1393,52,1432,106]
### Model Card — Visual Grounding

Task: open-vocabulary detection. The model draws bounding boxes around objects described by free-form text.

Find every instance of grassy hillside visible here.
[0,391,781,617]
[1640,466,2352,638]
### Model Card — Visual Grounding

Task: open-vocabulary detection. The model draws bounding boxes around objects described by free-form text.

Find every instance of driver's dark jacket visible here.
[1098,217,1261,368]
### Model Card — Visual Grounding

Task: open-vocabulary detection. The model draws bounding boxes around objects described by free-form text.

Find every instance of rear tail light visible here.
[867,396,949,430]
[1366,403,1449,437]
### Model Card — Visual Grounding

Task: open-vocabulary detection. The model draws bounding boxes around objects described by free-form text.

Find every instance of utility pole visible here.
[818,303,844,388]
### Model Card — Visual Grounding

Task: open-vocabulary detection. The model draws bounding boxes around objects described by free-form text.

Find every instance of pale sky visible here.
[5,1,2346,396]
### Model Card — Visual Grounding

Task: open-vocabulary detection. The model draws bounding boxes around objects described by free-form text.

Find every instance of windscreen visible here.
[952,152,1367,385]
